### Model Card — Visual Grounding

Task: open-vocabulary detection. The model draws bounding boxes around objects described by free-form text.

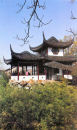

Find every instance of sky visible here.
[0,0,77,69]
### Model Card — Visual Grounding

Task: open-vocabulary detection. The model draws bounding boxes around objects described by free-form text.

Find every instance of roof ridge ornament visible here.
[72,37,74,42]
[10,44,14,54]
[29,44,32,51]
[3,56,5,62]
[43,32,46,42]
[3,56,11,65]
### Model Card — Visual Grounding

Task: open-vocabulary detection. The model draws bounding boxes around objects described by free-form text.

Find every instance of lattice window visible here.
[52,48,59,54]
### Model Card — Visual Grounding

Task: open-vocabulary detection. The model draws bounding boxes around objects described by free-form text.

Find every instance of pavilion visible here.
[4,33,77,82]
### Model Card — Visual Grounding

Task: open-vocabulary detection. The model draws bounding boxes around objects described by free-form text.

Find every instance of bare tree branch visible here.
[17,0,52,44]
[71,11,77,20]
[16,34,29,46]
[66,28,77,38]
[68,10,77,41]
[17,0,26,13]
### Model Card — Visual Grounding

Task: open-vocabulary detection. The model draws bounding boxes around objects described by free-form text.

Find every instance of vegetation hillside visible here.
[0,75,77,130]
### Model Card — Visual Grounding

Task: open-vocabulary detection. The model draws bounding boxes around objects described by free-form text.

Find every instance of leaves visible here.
[0,82,77,129]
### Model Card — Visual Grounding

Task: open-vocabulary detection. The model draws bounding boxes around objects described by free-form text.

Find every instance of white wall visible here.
[48,48,63,56]
[64,75,72,80]
[11,75,46,82]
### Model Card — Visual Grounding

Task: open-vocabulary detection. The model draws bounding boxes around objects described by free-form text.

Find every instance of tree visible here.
[16,0,76,44]
[16,0,51,44]
[65,38,77,56]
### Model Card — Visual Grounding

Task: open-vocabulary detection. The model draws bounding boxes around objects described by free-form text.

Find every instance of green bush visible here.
[0,82,77,130]
[0,72,9,87]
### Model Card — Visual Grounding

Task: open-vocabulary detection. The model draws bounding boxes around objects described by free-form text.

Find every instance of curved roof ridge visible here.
[42,32,46,42]
[46,39,73,48]
[10,44,14,54]
[44,61,72,71]
[3,57,11,65]
[17,51,35,56]
[10,44,36,57]
[46,36,58,43]
[30,35,73,52]
[10,44,19,55]
[46,55,77,63]
[29,43,43,52]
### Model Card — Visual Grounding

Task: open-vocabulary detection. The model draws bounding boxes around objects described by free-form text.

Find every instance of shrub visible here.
[0,82,77,129]
[0,71,9,87]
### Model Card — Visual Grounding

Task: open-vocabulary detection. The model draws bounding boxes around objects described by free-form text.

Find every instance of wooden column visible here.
[37,65,39,80]
[18,64,19,80]
[44,68,47,80]
[32,66,33,75]
[63,49,64,55]
[34,65,35,75]
[47,48,48,56]
[11,64,12,76]
[26,66,27,71]
[22,66,23,75]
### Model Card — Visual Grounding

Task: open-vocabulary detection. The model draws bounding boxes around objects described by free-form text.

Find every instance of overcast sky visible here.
[0,0,77,69]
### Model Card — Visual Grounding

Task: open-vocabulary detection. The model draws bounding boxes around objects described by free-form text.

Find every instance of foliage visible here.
[69,40,77,55]
[72,63,77,76]
[62,35,77,56]
[63,36,77,77]
[64,35,77,56]
[0,82,77,130]
[0,71,9,87]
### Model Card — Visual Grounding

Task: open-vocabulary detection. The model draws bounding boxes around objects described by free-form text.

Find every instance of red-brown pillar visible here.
[26,66,27,75]
[32,66,33,75]
[44,68,47,80]
[34,66,35,75]
[22,66,23,75]
[62,70,64,78]
[18,64,19,80]
[11,64,12,76]
[26,66,27,71]
[37,65,39,80]
[47,48,48,55]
